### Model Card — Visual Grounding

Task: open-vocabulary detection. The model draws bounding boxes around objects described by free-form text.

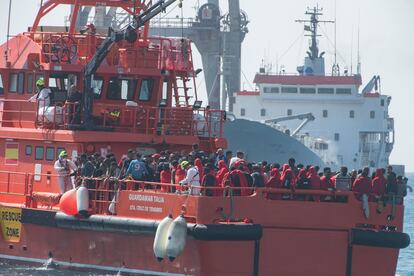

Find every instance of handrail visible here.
[0,98,224,138]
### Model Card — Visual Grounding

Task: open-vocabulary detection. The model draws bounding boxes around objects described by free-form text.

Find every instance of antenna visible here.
[334,0,337,66]
[331,0,340,76]
[5,0,12,64]
[350,23,353,75]
[296,5,334,60]
[357,10,361,75]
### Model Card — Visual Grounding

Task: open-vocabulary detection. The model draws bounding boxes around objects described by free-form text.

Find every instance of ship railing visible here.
[80,176,406,215]
[27,31,194,71]
[0,99,38,128]
[0,98,224,138]
[88,103,224,138]
[0,171,405,213]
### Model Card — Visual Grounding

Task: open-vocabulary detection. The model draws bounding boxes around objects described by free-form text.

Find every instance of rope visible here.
[277,30,305,63]
[220,186,235,220]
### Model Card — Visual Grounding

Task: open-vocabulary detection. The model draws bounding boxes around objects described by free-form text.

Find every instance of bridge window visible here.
[49,73,70,91]
[300,87,316,94]
[9,73,24,94]
[260,108,266,116]
[281,87,298,93]
[334,133,340,141]
[380,99,385,106]
[240,108,246,116]
[92,77,104,99]
[336,88,352,95]
[323,110,328,117]
[26,74,33,94]
[287,109,292,116]
[46,147,55,161]
[370,111,375,119]
[317,88,334,94]
[25,145,32,156]
[0,73,3,95]
[108,78,136,100]
[35,146,44,160]
[263,87,279,93]
[350,110,355,118]
[139,79,153,101]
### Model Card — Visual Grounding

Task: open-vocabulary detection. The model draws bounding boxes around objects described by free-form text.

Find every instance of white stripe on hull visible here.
[0,253,190,276]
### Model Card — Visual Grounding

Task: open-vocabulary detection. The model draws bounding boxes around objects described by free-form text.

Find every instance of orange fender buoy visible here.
[59,189,78,216]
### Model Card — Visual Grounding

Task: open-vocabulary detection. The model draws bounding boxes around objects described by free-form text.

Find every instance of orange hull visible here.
[0,189,406,276]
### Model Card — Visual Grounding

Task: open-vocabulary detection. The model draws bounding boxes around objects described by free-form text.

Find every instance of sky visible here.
[0,0,413,171]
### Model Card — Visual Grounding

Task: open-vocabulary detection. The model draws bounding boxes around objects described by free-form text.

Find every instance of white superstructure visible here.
[233,7,394,170]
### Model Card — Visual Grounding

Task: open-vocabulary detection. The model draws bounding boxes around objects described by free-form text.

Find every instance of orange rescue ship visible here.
[0,1,409,275]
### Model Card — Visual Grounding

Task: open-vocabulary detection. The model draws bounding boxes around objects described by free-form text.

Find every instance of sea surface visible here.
[0,176,413,276]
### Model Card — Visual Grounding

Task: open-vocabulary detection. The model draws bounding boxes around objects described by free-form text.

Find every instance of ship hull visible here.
[0,202,404,276]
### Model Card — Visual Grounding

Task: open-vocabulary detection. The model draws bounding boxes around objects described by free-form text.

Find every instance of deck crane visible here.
[83,0,180,129]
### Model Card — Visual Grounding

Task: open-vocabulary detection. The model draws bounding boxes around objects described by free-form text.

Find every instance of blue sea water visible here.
[0,177,413,275]
[397,174,414,275]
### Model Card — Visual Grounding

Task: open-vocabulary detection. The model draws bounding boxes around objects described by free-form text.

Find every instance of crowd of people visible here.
[56,143,408,205]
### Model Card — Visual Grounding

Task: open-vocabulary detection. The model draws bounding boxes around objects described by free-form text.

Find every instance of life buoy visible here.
[59,187,89,217]
[153,215,173,261]
[165,215,187,261]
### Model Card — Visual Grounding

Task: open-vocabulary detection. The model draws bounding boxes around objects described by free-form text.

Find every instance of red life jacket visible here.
[320,175,334,190]
[216,160,229,185]
[229,169,250,196]
[160,169,172,192]
[371,169,386,196]
[307,167,321,189]
[352,175,372,199]
[266,168,281,188]
[194,158,204,181]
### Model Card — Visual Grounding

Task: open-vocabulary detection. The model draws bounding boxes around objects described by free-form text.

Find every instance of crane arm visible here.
[83,0,180,128]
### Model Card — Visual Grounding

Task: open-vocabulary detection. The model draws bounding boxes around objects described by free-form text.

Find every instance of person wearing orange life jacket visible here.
[371,168,387,200]
[266,167,281,200]
[54,150,77,194]
[159,163,172,193]
[320,167,335,201]
[307,166,321,201]
[194,158,204,181]
[280,164,296,199]
[202,166,217,196]
[174,164,186,192]
[280,164,296,189]
[221,166,250,196]
[352,167,372,200]
[216,160,229,194]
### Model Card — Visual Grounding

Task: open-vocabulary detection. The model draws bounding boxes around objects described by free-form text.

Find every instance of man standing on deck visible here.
[125,153,148,181]
[28,79,52,109]
[54,151,78,194]
[179,161,200,195]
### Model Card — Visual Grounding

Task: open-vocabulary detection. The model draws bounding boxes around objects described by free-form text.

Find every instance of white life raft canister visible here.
[165,215,187,262]
[153,215,173,261]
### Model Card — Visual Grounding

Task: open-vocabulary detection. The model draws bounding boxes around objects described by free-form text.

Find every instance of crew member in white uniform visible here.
[28,78,51,109]
[54,150,77,194]
[179,161,200,195]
